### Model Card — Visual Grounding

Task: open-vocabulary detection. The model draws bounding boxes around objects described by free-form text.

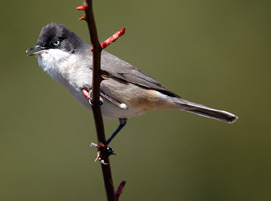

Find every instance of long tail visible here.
[174,98,238,123]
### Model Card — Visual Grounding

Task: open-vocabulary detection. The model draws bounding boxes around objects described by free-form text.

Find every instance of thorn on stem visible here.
[76,3,89,10]
[101,76,109,81]
[77,14,86,21]
[115,181,126,200]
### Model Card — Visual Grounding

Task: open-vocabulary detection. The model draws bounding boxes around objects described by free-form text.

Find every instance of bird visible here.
[26,23,238,144]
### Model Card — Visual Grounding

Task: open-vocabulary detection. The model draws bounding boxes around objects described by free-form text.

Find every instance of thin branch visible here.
[100,28,126,49]
[77,1,117,201]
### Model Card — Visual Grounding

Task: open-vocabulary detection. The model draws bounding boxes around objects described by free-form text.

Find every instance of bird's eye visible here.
[53,41,60,46]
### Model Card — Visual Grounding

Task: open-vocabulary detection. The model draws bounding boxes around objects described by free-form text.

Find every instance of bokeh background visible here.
[0,0,270,201]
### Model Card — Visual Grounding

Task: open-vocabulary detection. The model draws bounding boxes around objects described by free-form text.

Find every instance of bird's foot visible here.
[82,88,104,106]
[90,143,116,165]
[89,97,104,106]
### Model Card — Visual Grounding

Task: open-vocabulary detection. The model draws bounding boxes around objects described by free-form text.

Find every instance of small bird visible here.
[26,23,237,144]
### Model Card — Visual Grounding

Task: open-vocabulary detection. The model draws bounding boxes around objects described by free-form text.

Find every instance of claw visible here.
[99,97,104,106]
[90,143,116,165]
[88,96,103,106]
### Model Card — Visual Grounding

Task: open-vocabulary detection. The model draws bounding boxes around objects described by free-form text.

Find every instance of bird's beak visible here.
[26,45,45,56]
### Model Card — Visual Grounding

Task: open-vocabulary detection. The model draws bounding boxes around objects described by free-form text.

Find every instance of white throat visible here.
[36,48,92,91]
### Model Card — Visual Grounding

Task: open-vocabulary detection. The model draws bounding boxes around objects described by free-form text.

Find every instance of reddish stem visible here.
[78,1,117,201]
[78,1,126,200]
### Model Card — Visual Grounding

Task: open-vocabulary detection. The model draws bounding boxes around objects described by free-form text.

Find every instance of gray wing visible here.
[100,51,179,97]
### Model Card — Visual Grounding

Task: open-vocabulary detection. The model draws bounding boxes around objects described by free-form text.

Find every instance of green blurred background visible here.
[0,0,270,201]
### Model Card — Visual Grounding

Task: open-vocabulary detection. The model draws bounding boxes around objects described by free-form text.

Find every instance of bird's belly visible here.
[69,83,175,119]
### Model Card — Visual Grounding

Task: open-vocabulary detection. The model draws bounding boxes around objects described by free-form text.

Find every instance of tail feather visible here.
[174,98,238,123]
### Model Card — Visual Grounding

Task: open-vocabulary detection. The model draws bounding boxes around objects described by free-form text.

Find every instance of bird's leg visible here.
[90,118,127,164]
[83,88,128,163]
[106,118,127,145]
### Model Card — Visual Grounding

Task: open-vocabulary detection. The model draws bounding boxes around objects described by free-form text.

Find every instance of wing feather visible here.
[100,51,179,97]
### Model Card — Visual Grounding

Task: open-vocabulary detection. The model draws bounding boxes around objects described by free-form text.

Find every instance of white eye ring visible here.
[53,41,60,46]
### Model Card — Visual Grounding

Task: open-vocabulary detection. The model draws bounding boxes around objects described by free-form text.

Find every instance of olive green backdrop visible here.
[0,1,270,201]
